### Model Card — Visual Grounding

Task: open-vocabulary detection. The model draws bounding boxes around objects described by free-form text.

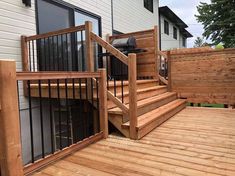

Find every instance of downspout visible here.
[159,11,162,50]
[111,0,114,35]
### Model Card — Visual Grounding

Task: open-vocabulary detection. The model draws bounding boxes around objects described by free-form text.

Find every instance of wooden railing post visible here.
[0,60,24,176]
[154,26,159,80]
[167,51,172,92]
[21,36,29,72]
[85,21,94,72]
[128,54,138,140]
[98,69,108,138]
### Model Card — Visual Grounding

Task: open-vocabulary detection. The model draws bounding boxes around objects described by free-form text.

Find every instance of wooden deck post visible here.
[167,51,172,92]
[128,54,138,140]
[0,60,24,176]
[21,36,29,72]
[85,21,94,72]
[154,26,159,80]
[98,69,108,138]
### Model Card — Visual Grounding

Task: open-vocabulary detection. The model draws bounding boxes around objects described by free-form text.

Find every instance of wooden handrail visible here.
[16,72,100,80]
[109,29,154,40]
[25,25,85,41]
[158,74,168,85]
[107,91,129,114]
[158,51,168,59]
[90,32,128,65]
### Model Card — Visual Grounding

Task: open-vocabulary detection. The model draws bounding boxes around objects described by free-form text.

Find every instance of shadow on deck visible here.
[31,107,235,176]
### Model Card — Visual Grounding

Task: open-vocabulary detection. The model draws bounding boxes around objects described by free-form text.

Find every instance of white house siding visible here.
[0,0,112,164]
[113,0,159,33]
[160,15,186,50]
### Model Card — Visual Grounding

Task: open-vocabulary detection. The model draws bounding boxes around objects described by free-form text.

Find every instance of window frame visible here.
[183,37,186,47]
[173,26,177,40]
[164,20,169,35]
[144,0,154,13]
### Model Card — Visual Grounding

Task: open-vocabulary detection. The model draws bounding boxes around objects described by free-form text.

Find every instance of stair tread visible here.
[108,92,177,114]
[108,79,158,87]
[114,85,167,97]
[122,99,186,129]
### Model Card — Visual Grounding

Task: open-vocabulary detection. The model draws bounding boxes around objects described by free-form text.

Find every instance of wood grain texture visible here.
[0,60,24,176]
[170,49,235,105]
[109,28,158,79]
[30,107,235,176]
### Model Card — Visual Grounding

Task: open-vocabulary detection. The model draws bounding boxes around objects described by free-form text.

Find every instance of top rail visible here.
[16,71,100,80]
[109,29,154,40]
[25,25,85,41]
[90,32,128,65]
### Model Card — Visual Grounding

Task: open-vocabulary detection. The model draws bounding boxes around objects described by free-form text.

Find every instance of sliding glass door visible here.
[36,0,101,71]
[75,11,101,71]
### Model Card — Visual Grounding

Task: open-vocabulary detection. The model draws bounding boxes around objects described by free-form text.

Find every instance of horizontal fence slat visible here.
[16,72,101,80]
[26,25,85,41]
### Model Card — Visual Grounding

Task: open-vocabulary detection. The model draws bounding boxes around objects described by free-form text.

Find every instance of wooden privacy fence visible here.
[109,27,159,79]
[168,48,235,105]
[0,60,108,176]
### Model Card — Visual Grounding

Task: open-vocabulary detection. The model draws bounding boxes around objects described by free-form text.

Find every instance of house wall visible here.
[0,0,160,164]
[160,14,186,50]
[113,0,159,33]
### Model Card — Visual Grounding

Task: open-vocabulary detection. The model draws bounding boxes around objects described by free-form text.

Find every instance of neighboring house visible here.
[0,0,159,164]
[159,6,193,50]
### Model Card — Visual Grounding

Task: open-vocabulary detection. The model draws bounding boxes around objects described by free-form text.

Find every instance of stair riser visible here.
[137,94,177,116]
[108,87,167,109]
[137,102,186,139]
[107,82,157,94]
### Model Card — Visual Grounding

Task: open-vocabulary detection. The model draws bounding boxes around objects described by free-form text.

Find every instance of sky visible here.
[159,0,211,48]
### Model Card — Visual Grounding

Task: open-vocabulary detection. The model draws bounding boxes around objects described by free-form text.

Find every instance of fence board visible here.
[170,49,235,105]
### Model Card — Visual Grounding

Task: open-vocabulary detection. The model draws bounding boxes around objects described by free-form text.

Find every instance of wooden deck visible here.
[31,107,235,176]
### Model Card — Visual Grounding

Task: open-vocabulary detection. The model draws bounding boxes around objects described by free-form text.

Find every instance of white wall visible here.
[113,0,159,33]
[160,14,186,50]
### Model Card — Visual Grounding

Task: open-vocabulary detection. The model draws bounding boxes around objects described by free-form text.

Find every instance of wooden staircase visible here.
[107,79,186,139]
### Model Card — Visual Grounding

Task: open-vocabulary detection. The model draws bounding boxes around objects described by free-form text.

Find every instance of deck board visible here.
[31,107,235,176]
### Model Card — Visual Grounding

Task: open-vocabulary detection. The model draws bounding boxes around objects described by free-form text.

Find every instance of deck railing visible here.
[0,60,108,176]
[21,25,86,72]
[90,32,138,139]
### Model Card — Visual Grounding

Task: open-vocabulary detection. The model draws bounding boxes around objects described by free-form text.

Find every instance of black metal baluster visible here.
[79,78,84,139]
[48,37,51,70]
[72,78,75,99]
[106,55,109,90]
[52,36,56,70]
[65,79,70,146]
[121,63,124,103]
[38,80,45,158]
[27,80,34,163]
[57,79,62,150]
[81,31,85,71]
[48,80,54,154]
[91,78,94,134]
[85,79,88,137]
[96,78,100,132]
[61,35,64,70]
[57,35,59,70]
[66,34,69,71]
[114,77,116,97]
[44,38,47,71]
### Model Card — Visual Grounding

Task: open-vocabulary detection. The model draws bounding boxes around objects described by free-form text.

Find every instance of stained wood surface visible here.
[109,28,158,79]
[30,107,235,176]
[170,49,235,105]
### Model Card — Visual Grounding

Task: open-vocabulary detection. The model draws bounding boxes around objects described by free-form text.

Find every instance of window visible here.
[36,0,101,71]
[173,27,177,39]
[183,37,186,47]
[144,0,153,13]
[164,20,169,35]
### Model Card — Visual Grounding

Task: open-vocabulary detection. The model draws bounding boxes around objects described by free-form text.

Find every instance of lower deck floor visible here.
[31,107,235,176]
